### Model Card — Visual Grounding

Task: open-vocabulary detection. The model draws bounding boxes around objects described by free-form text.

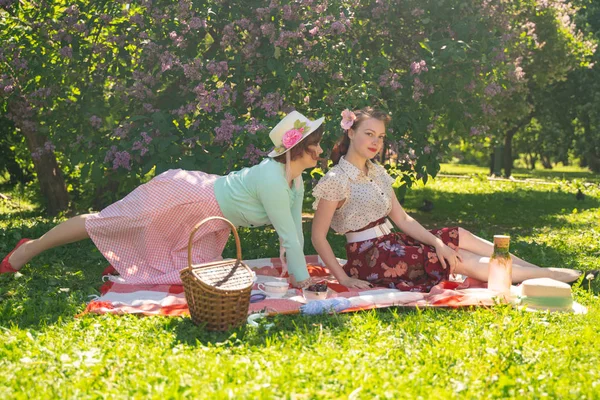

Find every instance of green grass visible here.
[1,165,599,399]
[439,163,600,183]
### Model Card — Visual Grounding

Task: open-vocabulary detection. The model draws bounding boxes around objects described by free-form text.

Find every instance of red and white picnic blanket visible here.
[80,255,505,318]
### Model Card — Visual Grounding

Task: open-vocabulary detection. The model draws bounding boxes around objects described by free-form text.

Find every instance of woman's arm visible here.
[258,184,310,286]
[312,199,372,289]
[388,195,462,272]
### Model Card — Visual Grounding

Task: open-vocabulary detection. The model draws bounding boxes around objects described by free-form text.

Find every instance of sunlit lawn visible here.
[0,165,599,399]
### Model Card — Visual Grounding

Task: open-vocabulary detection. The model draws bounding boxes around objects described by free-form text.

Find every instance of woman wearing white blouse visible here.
[311,107,581,290]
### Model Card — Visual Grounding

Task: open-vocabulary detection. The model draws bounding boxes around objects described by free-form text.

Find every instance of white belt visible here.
[345,219,394,243]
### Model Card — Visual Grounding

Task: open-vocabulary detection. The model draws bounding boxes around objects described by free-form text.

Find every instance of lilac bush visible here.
[0,0,595,210]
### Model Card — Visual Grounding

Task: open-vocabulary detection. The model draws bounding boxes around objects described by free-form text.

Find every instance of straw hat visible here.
[268,111,325,158]
[517,278,586,314]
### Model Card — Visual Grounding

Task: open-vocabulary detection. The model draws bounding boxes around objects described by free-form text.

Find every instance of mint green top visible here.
[213,158,308,281]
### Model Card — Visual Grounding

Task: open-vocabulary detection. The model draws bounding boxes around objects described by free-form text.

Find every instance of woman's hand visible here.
[434,243,463,274]
[338,276,373,289]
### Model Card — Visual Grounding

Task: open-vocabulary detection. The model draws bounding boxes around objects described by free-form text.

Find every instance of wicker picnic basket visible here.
[180,216,254,331]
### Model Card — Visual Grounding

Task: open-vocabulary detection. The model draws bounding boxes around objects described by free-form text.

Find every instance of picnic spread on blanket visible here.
[81,255,586,324]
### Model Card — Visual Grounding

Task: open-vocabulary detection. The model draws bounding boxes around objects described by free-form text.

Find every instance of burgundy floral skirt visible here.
[343,219,460,292]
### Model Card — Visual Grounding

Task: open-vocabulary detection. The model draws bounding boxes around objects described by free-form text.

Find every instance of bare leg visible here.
[455,249,581,283]
[7,214,93,270]
[458,227,543,269]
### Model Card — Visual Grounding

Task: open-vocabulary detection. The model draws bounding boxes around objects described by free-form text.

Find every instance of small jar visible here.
[487,235,512,295]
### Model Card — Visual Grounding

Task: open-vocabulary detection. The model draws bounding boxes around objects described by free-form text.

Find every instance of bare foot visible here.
[548,267,582,283]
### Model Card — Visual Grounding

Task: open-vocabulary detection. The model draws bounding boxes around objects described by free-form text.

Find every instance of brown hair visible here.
[330,107,392,165]
[273,125,324,163]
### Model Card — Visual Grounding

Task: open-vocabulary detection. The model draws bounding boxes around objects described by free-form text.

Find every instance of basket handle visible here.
[187,216,242,269]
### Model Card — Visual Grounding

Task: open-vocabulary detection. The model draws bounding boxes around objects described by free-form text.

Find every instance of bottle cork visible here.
[493,235,510,248]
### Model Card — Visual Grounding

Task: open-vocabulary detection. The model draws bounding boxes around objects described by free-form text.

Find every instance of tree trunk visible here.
[22,129,69,216]
[527,153,537,170]
[503,129,516,178]
[503,115,533,178]
[582,117,600,173]
[541,155,553,169]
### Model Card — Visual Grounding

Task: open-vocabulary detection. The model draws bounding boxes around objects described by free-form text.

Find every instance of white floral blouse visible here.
[312,156,396,234]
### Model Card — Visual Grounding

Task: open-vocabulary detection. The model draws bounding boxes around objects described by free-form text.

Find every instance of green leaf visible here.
[419,41,433,54]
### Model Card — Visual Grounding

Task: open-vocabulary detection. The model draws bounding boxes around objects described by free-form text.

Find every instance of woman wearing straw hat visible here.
[1,111,324,288]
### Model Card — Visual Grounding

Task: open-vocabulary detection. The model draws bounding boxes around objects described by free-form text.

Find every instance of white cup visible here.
[258,281,289,298]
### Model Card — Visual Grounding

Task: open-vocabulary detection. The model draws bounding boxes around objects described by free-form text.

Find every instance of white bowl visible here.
[302,288,328,301]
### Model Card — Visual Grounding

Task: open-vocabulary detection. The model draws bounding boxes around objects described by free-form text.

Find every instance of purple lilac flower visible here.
[469,126,489,136]
[379,71,402,90]
[329,21,346,35]
[188,17,207,30]
[512,66,525,81]
[220,23,236,47]
[130,14,144,26]
[261,92,283,117]
[194,84,234,113]
[244,118,267,134]
[0,0,18,8]
[482,103,497,116]
[412,77,425,101]
[243,144,267,164]
[141,131,152,144]
[484,82,502,97]
[260,23,276,39]
[31,148,43,160]
[60,46,73,59]
[113,126,127,138]
[299,58,326,72]
[104,145,118,163]
[274,30,303,47]
[410,60,428,75]
[160,51,178,72]
[372,1,388,19]
[44,141,55,152]
[182,59,203,80]
[206,61,228,77]
[282,5,293,20]
[73,23,86,33]
[214,113,242,144]
[113,151,131,170]
[244,86,261,106]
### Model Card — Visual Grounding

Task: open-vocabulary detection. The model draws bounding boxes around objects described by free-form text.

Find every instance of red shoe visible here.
[1,238,32,274]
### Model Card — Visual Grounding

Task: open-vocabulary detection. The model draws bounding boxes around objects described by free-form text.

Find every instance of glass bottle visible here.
[487,235,512,295]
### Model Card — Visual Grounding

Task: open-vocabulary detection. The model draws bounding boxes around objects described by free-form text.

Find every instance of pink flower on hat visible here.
[282,127,304,149]
[340,108,356,130]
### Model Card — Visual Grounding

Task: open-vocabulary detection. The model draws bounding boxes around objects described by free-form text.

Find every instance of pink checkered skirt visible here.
[86,169,231,285]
